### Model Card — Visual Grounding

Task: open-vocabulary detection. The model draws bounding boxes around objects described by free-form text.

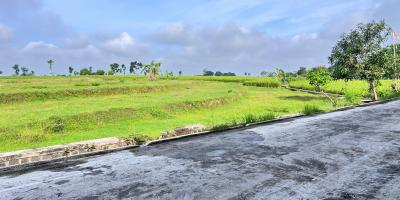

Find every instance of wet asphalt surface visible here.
[1,101,400,200]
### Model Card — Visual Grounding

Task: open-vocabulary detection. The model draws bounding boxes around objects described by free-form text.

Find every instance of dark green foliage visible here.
[297,67,307,76]
[12,64,19,76]
[306,67,332,91]
[329,20,391,100]
[80,68,92,75]
[129,61,143,74]
[95,70,105,75]
[110,63,120,74]
[203,69,214,76]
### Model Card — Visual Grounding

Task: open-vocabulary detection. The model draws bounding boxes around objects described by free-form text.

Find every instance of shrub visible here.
[43,116,65,133]
[302,104,322,115]
[91,82,100,86]
[122,134,150,145]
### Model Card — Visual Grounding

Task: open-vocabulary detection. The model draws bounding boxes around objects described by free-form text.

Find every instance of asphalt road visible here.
[1,101,400,200]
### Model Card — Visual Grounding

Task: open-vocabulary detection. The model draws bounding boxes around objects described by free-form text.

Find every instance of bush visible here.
[43,116,65,133]
[121,134,151,145]
[302,104,322,115]
[91,82,100,86]
[79,68,92,75]
[95,70,105,75]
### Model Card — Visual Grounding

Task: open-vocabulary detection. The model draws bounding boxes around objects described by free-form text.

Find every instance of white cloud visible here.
[103,32,135,52]
[23,41,58,51]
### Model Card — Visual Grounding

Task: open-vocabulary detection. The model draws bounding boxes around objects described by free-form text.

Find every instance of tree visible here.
[110,63,119,74]
[203,69,214,76]
[260,71,268,76]
[215,71,223,76]
[30,70,35,76]
[0,70,2,75]
[95,70,105,75]
[68,66,74,76]
[12,64,20,76]
[121,64,126,75]
[275,68,288,85]
[47,59,54,75]
[178,70,182,76]
[107,70,114,75]
[80,68,92,75]
[143,61,161,80]
[329,20,391,101]
[306,67,336,105]
[244,72,248,76]
[129,61,143,74]
[383,44,400,93]
[21,67,29,76]
[297,67,307,76]
[223,72,236,76]
[89,67,93,75]
[164,70,173,77]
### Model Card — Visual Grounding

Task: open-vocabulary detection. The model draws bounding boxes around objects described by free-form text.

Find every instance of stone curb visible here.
[1,96,399,174]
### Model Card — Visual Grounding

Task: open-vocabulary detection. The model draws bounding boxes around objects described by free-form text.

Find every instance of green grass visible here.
[289,78,400,100]
[0,76,345,152]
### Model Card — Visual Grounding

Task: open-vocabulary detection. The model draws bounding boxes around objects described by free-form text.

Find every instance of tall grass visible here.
[162,76,281,88]
[289,78,400,100]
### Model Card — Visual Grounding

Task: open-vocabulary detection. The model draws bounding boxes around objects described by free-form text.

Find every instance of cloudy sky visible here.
[0,0,399,75]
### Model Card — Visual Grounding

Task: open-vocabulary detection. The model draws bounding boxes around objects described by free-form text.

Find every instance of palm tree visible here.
[47,59,54,75]
[144,61,161,81]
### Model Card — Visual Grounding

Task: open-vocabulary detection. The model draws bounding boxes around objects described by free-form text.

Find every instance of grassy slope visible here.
[0,76,337,152]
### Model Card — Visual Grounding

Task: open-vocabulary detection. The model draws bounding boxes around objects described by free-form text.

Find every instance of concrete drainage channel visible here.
[0,97,398,174]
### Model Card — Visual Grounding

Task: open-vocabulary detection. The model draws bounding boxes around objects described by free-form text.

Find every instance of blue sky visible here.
[0,0,398,75]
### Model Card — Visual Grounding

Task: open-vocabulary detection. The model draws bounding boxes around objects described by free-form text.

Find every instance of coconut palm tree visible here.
[144,61,161,81]
[47,59,54,75]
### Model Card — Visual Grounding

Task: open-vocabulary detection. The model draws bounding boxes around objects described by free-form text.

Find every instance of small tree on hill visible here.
[47,59,54,75]
[110,63,119,74]
[297,67,307,76]
[129,61,142,74]
[121,64,126,75]
[203,69,214,76]
[178,70,182,76]
[329,20,391,101]
[143,61,161,81]
[12,64,20,76]
[80,68,91,75]
[21,67,29,76]
[306,67,336,106]
[275,68,291,85]
[68,66,74,76]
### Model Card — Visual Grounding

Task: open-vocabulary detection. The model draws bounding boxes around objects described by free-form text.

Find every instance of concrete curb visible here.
[1,96,399,174]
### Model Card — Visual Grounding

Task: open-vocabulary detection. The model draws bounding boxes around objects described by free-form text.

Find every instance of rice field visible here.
[0,75,343,152]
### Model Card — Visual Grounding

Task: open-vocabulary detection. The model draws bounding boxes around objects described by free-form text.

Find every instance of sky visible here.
[0,0,399,76]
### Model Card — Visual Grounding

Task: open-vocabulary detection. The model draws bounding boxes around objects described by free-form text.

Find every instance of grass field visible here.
[0,76,347,152]
[289,78,400,101]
